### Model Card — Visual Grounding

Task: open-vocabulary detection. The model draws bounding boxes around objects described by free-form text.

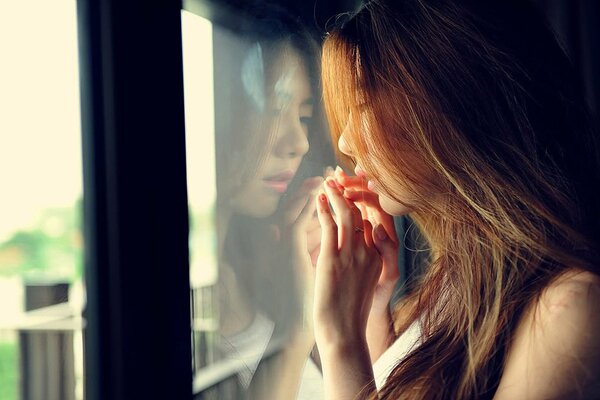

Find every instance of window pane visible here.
[183,6,334,399]
[0,1,84,399]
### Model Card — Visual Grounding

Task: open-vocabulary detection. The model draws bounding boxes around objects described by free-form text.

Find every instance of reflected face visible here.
[230,49,313,217]
[338,132,412,216]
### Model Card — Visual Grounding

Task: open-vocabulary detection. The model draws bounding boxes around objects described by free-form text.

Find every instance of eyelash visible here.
[300,116,313,125]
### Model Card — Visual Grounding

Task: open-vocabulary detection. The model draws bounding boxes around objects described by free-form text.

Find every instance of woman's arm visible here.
[264,330,316,400]
[320,339,376,400]
[334,168,400,364]
[494,271,600,399]
[313,177,389,399]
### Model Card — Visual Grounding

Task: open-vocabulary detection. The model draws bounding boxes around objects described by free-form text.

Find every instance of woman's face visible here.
[230,48,313,218]
[338,132,412,216]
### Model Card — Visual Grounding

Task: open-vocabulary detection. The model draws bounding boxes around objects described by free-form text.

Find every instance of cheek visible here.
[379,193,411,216]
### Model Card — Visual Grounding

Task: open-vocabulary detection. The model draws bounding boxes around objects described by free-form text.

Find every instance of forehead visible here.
[265,47,312,99]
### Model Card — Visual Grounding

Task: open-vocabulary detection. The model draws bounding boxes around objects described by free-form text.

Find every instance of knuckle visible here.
[318,205,331,214]
[356,246,367,262]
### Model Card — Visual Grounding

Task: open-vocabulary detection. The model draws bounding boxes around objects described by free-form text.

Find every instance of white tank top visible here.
[297,320,423,399]
[372,319,423,390]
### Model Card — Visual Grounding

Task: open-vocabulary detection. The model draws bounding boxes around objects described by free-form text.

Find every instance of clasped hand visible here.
[313,171,399,351]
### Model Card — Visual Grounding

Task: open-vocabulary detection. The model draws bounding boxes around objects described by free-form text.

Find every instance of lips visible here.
[263,170,295,193]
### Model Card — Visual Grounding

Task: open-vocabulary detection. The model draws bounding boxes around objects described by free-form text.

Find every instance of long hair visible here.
[322,0,600,398]
[215,2,324,202]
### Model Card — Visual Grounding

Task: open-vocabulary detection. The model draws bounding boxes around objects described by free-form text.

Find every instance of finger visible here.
[333,165,370,191]
[346,181,363,236]
[315,191,337,258]
[296,189,318,227]
[332,169,365,226]
[354,201,370,225]
[344,189,379,224]
[324,165,335,178]
[334,165,346,183]
[352,202,363,238]
[281,177,323,225]
[344,190,398,244]
[373,224,401,283]
[310,246,320,266]
[344,189,377,218]
[305,215,320,233]
[343,189,379,205]
[339,174,368,190]
[363,219,374,248]
[306,225,321,253]
[324,177,357,251]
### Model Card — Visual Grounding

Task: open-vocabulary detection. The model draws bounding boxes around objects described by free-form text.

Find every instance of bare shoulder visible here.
[540,269,600,310]
[536,270,600,337]
[494,269,600,400]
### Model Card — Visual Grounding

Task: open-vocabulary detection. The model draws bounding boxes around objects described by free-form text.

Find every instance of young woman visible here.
[208,5,332,397]
[312,0,600,399]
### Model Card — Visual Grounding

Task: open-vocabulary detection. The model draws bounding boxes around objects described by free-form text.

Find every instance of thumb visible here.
[373,224,400,282]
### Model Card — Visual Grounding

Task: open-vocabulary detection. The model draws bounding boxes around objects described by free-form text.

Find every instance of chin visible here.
[230,193,279,218]
[380,194,412,216]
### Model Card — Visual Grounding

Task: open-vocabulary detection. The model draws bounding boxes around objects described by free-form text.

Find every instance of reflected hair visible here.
[322,0,600,398]
[216,3,323,198]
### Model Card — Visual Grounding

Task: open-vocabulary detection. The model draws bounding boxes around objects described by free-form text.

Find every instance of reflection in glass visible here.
[184,6,333,398]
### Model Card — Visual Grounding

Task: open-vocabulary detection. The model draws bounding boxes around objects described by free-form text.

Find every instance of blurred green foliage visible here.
[0,199,83,282]
[0,340,18,400]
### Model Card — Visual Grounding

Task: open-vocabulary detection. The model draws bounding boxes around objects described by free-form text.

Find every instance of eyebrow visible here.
[273,92,314,107]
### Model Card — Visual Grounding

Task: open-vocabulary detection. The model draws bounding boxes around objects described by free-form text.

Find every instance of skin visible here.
[338,133,410,216]
[229,48,314,218]
[219,47,318,337]
[217,46,326,399]
[313,132,600,399]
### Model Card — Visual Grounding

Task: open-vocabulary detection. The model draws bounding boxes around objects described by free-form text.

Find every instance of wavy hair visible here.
[322,0,600,398]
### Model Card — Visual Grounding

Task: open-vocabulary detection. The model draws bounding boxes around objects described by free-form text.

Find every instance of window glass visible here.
[182,6,334,398]
[0,1,84,400]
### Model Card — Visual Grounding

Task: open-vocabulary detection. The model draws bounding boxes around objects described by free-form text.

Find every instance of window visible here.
[76,1,401,399]
[182,3,338,398]
[0,1,84,399]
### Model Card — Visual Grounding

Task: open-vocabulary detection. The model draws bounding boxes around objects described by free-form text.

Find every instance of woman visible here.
[312,0,600,399]
[208,4,332,397]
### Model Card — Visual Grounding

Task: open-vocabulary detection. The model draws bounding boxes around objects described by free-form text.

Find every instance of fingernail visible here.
[335,166,344,175]
[326,178,337,188]
[319,192,327,203]
[325,166,334,176]
[355,165,366,178]
[375,224,387,241]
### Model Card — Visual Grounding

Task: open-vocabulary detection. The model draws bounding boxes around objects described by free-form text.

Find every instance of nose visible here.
[275,119,310,158]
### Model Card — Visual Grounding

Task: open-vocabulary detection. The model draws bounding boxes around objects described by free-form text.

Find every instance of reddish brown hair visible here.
[322,0,600,398]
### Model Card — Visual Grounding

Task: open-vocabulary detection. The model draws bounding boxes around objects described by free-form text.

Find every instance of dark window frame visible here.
[77,0,192,399]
